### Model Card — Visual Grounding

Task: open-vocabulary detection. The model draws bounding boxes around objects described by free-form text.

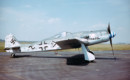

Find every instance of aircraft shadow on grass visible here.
[14,53,117,66]
[14,54,89,66]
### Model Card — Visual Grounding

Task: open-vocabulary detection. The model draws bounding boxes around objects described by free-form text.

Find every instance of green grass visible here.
[89,44,130,51]
[60,44,130,51]
[0,42,130,52]
[0,42,5,52]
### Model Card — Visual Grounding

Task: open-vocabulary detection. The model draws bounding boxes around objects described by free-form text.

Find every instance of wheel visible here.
[90,60,96,63]
[11,53,15,58]
[55,52,58,55]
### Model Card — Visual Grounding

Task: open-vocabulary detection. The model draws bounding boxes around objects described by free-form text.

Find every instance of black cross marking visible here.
[44,46,48,50]
[39,47,43,51]
[39,42,43,51]
[44,41,47,44]
[39,42,42,45]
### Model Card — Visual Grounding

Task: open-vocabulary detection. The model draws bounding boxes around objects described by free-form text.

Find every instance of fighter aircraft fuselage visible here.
[4,24,116,61]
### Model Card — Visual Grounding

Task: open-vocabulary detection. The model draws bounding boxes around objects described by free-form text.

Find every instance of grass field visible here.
[0,42,130,52]
[0,42,5,52]
[62,44,130,52]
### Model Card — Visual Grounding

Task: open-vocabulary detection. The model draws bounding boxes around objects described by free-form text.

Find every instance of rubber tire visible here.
[90,60,96,63]
[11,53,15,58]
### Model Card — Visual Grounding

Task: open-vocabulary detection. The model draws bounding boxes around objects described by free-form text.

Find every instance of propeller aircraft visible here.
[4,24,116,62]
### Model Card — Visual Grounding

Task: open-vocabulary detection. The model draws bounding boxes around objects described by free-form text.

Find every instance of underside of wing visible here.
[55,39,81,49]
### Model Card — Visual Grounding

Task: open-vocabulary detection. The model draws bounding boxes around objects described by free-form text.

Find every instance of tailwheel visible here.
[55,51,58,55]
[11,53,15,58]
[55,52,58,55]
[90,60,96,63]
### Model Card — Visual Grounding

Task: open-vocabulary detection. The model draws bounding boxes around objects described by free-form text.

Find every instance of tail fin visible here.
[5,34,21,52]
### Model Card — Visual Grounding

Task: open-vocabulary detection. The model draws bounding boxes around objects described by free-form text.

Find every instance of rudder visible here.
[5,33,21,53]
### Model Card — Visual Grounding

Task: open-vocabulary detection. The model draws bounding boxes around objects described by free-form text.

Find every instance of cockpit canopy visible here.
[53,32,72,38]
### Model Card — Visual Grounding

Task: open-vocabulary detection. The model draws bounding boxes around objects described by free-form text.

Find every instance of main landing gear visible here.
[11,53,15,58]
[81,43,95,62]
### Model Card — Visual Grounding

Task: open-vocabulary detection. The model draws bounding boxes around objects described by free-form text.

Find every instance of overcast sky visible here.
[0,0,130,43]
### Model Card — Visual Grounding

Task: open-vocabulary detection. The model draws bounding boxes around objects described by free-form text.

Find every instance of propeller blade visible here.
[110,38,114,56]
[107,23,111,34]
[110,38,116,60]
[108,23,116,60]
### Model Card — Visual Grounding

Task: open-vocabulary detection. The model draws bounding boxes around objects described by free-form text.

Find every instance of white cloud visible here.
[0,7,64,40]
[0,7,17,15]
[48,18,61,24]
[0,7,62,26]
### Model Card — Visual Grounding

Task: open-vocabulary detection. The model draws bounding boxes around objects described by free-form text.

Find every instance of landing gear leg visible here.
[81,43,95,61]
[86,46,94,55]
[11,53,15,58]
[88,51,94,55]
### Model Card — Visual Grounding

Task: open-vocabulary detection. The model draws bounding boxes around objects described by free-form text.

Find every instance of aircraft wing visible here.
[55,38,82,49]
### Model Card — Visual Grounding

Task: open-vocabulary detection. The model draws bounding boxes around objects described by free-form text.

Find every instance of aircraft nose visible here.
[109,31,116,38]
